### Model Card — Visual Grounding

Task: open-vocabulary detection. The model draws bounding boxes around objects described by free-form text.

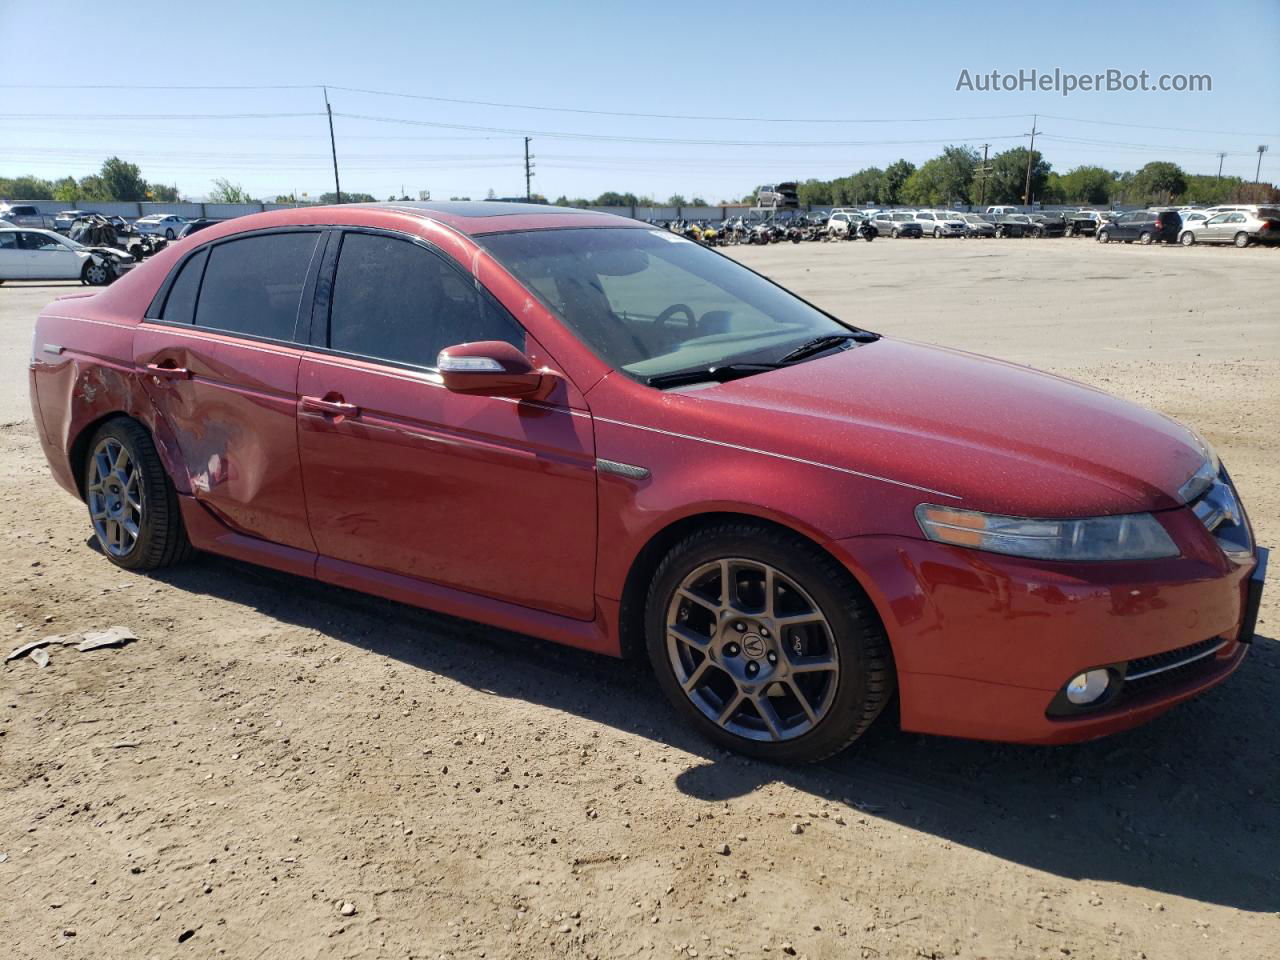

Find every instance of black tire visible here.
[1097,230,1110,243]
[1064,225,1076,238]
[83,418,193,571]
[164,228,175,240]
[81,260,112,286]
[933,227,942,239]
[1180,231,1195,246]
[644,521,895,764]
[890,228,900,239]
[1139,231,1154,245]
[995,226,1005,238]
[1234,232,1250,248]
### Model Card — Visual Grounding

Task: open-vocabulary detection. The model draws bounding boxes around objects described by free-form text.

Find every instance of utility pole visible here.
[323,86,342,204]
[1022,115,1038,207]
[1256,145,1269,184]
[524,137,534,201]
[976,143,991,207]
[1216,151,1226,182]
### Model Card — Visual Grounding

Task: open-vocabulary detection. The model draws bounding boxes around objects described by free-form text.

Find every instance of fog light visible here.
[1065,669,1111,705]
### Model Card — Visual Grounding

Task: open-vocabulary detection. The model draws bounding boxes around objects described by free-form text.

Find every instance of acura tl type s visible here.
[29,203,1268,763]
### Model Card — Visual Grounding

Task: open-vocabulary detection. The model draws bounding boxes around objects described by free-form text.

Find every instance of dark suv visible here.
[1096,209,1181,245]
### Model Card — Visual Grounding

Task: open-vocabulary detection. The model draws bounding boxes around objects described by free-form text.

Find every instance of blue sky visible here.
[2,0,1277,201]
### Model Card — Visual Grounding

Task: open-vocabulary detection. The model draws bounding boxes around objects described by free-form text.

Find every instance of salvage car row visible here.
[661,205,1280,248]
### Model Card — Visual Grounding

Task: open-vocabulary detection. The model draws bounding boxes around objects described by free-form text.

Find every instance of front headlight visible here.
[915,504,1179,562]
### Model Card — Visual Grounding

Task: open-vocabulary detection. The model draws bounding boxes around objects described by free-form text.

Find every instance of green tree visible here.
[1128,161,1187,204]
[667,193,687,207]
[147,183,181,202]
[901,146,979,206]
[689,196,707,206]
[1056,165,1114,204]
[317,191,376,204]
[796,179,832,205]
[843,168,884,205]
[594,191,639,206]
[0,175,55,199]
[99,157,148,201]
[978,148,1050,205]
[208,178,254,203]
[878,159,916,205]
[52,176,82,204]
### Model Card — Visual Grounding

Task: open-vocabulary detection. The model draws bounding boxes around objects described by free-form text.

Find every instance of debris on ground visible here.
[77,626,138,652]
[28,648,50,669]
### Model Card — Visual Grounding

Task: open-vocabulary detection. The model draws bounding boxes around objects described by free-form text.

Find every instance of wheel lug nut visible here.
[725,643,738,656]
[734,622,746,632]
[746,662,759,676]
[760,627,770,638]
[767,652,777,664]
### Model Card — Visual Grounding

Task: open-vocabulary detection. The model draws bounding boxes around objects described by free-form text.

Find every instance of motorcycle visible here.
[856,219,878,242]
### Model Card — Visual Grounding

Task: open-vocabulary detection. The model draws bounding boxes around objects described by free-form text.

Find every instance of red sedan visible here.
[28,203,1267,762]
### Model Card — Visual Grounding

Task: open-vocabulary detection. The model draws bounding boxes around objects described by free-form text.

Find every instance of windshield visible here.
[481,227,853,381]
[892,213,914,221]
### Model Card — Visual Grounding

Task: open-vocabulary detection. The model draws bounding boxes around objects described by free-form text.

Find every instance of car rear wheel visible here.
[1096,230,1109,243]
[1234,231,1251,248]
[1139,231,1154,245]
[890,228,900,239]
[645,522,895,763]
[164,228,175,240]
[82,260,111,286]
[84,419,193,571]
[1180,231,1195,246]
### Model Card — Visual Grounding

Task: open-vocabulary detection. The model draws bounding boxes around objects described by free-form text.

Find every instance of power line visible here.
[1041,113,1279,139]
[332,112,1029,147]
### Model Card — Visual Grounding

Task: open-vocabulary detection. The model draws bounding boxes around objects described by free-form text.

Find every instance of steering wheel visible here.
[654,303,697,330]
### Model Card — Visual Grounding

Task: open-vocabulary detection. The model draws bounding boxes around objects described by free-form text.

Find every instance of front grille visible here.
[1122,636,1229,698]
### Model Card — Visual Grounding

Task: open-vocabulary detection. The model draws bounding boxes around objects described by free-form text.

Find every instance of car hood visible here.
[679,338,1205,517]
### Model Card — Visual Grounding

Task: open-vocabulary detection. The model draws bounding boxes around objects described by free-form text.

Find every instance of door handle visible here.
[302,394,361,418]
[145,361,192,380]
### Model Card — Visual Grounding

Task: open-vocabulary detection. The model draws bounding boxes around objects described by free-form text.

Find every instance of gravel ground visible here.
[0,238,1276,960]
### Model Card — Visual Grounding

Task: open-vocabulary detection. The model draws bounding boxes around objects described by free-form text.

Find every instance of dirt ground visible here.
[1,238,1277,960]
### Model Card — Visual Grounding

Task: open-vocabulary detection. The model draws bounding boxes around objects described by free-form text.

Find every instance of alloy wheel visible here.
[84,263,109,285]
[87,437,143,557]
[665,558,840,742]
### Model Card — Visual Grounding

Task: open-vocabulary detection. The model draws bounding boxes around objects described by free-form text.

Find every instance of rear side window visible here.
[195,232,320,341]
[327,231,524,369]
[0,233,15,250]
[162,249,208,325]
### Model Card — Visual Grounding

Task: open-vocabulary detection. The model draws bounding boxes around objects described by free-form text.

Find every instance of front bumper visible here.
[831,529,1260,744]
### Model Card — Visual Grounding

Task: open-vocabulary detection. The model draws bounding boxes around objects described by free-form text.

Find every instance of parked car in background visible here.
[755,183,800,208]
[1178,208,1280,247]
[877,212,924,238]
[1177,211,1213,232]
[28,201,1265,762]
[177,218,226,239]
[0,227,134,285]
[132,214,188,239]
[1096,209,1182,244]
[994,214,1035,238]
[1064,211,1106,237]
[0,203,55,228]
[961,213,996,237]
[1027,213,1067,238]
[914,211,968,238]
[54,210,99,232]
[825,211,865,238]
[985,205,1020,217]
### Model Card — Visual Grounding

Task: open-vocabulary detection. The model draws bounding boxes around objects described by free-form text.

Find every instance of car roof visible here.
[178,201,644,241]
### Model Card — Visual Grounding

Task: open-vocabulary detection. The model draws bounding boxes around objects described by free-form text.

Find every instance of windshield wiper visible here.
[779,331,877,364]
[647,362,781,389]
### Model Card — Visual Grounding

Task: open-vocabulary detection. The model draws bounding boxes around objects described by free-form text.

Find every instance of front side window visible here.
[195,232,319,341]
[327,232,524,369]
[0,233,16,250]
[482,227,855,381]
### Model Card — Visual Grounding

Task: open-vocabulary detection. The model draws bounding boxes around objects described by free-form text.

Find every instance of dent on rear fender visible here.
[48,359,190,496]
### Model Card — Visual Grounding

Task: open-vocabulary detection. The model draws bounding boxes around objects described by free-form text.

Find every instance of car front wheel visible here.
[82,260,112,285]
[165,228,176,240]
[1097,230,1110,243]
[84,418,193,570]
[645,522,895,763]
